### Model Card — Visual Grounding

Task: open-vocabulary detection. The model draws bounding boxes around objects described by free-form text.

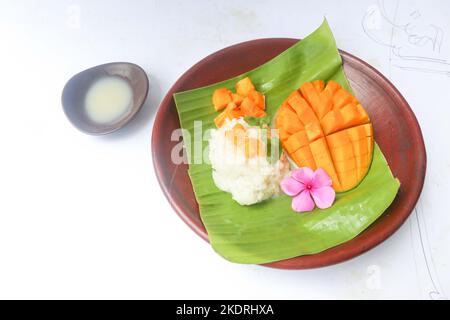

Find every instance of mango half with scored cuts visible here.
[275,80,373,192]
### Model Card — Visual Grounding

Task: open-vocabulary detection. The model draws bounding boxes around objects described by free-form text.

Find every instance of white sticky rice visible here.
[208,118,289,205]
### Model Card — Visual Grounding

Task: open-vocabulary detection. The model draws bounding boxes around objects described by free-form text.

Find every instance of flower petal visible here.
[312,168,332,188]
[280,177,305,196]
[310,186,336,209]
[291,190,315,213]
[291,167,314,185]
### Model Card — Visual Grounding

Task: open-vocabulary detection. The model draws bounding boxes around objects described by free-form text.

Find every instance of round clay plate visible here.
[152,39,426,269]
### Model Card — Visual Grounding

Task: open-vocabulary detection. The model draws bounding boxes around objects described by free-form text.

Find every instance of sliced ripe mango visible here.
[335,159,357,190]
[278,105,303,134]
[283,130,309,154]
[347,123,373,140]
[287,91,319,126]
[355,104,370,124]
[304,122,323,142]
[323,80,341,95]
[214,112,228,128]
[326,129,351,148]
[312,80,325,92]
[321,109,344,135]
[351,138,368,157]
[355,153,370,180]
[318,89,333,119]
[367,136,374,154]
[291,145,316,169]
[333,88,358,110]
[309,138,342,191]
[334,158,357,173]
[340,103,362,127]
[275,80,373,192]
[278,129,290,142]
[300,82,322,116]
[330,143,354,162]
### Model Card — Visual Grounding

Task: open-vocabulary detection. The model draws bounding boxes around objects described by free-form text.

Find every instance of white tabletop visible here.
[0,0,448,299]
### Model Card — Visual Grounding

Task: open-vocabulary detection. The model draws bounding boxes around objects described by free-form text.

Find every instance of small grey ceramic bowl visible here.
[62,62,149,135]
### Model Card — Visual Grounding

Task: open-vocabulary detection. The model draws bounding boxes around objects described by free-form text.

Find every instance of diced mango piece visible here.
[240,97,266,118]
[212,88,232,111]
[235,77,255,97]
[247,90,265,110]
[214,102,241,127]
[214,112,228,128]
[231,93,244,105]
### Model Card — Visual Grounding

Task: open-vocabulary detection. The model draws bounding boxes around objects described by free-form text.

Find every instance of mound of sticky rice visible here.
[208,118,289,205]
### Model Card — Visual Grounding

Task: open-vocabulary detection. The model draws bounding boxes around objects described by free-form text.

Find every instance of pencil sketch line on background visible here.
[362,0,449,77]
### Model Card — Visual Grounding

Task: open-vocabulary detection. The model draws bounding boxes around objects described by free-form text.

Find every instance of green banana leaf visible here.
[174,19,400,264]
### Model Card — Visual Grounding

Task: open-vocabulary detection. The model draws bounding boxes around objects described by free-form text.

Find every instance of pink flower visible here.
[280,167,336,213]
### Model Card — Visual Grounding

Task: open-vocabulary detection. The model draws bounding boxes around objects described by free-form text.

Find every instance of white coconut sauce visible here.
[84,76,133,124]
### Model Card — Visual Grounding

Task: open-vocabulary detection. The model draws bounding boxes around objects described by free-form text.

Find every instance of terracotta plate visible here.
[152,39,426,269]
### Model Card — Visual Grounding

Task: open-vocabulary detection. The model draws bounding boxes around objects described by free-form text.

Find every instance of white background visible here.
[0,0,449,299]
